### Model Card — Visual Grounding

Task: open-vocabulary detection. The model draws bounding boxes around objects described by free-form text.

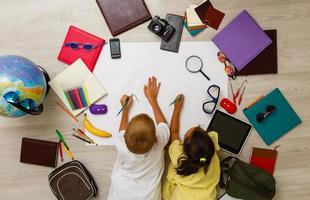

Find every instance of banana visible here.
[83,114,111,138]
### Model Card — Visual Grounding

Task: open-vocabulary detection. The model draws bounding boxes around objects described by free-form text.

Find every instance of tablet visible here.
[207,110,252,155]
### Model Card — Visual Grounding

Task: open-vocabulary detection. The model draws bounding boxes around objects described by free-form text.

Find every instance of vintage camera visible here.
[148,16,175,42]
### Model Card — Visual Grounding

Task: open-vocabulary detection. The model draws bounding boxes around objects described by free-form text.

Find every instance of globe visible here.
[0,55,49,117]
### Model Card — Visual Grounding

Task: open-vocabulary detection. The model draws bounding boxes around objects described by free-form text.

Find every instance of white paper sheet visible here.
[85,41,227,145]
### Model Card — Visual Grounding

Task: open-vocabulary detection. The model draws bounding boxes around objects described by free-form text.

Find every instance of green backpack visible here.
[219,156,276,200]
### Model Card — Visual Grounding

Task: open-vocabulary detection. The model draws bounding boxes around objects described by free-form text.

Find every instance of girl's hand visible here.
[174,94,184,112]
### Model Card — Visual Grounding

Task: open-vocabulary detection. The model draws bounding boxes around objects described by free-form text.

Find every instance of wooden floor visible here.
[1,0,310,199]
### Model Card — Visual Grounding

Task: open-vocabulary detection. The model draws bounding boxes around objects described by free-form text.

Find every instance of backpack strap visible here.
[219,156,237,188]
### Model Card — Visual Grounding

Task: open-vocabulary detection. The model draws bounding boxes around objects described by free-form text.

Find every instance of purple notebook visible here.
[212,10,272,71]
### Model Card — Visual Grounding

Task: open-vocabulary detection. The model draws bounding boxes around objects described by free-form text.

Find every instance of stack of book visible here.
[184,4,207,36]
[184,0,225,36]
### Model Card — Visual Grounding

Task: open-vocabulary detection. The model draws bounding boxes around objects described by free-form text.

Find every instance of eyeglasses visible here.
[3,91,43,115]
[203,85,220,114]
[64,42,103,51]
[256,105,276,122]
[217,51,236,80]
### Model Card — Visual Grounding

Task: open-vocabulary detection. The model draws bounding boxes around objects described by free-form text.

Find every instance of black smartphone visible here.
[109,38,121,59]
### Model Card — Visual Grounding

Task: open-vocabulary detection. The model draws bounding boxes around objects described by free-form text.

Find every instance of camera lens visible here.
[152,23,161,33]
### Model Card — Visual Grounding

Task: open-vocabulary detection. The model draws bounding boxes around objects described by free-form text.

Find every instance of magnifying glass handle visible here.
[200,70,211,81]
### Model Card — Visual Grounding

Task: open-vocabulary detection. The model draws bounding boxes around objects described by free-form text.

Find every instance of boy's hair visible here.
[124,113,156,154]
[176,127,215,176]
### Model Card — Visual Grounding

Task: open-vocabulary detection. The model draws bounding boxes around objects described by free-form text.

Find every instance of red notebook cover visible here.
[58,25,105,72]
[250,147,278,175]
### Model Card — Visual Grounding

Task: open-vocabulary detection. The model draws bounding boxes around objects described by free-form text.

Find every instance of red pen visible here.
[238,81,247,105]
[59,141,64,162]
[229,79,236,104]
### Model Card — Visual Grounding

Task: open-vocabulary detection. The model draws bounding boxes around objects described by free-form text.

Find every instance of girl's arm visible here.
[119,95,132,132]
[170,95,184,143]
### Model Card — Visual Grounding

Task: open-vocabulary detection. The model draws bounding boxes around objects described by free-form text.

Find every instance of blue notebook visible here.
[243,88,301,145]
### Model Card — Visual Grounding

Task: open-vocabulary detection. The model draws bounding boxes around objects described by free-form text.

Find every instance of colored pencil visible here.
[245,95,264,109]
[76,128,95,144]
[72,134,92,144]
[169,94,183,106]
[229,79,235,104]
[59,141,64,162]
[117,95,132,116]
[238,80,247,105]
[56,102,79,122]
[62,143,74,160]
[55,129,70,150]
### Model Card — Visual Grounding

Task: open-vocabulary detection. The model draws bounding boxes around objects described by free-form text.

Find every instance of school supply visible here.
[72,134,92,144]
[220,98,237,114]
[243,88,302,145]
[250,147,278,175]
[63,143,74,160]
[58,26,105,72]
[160,14,184,53]
[212,10,272,71]
[186,5,205,28]
[207,110,252,155]
[20,138,58,167]
[195,0,225,30]
[184,14,206,36]
[233,78,248,105]
[203,85,220,114]
[89,41,228,145]
[55,129,69,150]
[236,30,278,75]
[56,102,79,122]
[73,128,95,144]
[169,94,184,106]
[220,156,276,200]
[63,83,90,110]
[49,59,107,116]
[90,104,108,115]
[96,0,151,36]
[117,95,133,117]
[185,55,210,80]
[49,160,98,200]
[58,141,64,162]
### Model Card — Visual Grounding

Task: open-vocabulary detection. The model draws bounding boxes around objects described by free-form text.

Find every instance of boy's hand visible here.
[174,94,184,112]
[144,76,161,106]
[120,95,132,112]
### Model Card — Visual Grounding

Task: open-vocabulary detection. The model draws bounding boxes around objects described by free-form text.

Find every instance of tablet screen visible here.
[207,110,252,155]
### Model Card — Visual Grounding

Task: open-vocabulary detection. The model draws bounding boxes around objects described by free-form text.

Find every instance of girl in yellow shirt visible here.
[162,94,220,200]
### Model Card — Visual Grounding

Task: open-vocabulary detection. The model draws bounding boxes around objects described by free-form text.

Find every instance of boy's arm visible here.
[119,95,132,132]
[170,95,184,143]
[144,76,167,125]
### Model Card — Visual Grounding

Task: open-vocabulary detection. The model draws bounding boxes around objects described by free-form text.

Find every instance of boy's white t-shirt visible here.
[107,123,170,200]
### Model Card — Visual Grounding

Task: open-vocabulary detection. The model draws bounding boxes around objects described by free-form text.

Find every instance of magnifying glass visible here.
[185,55,210,81]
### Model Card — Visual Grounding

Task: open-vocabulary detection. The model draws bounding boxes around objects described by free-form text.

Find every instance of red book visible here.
[250,147,278,175]
[58,25,105,72]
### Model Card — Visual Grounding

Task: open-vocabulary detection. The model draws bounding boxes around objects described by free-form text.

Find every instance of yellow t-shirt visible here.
[162,131,220,200]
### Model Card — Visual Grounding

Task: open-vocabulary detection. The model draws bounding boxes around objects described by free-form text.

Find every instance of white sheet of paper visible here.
[85,41,227,145]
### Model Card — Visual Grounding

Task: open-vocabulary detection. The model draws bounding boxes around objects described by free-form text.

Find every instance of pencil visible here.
[169,94,183,106]
[62,143,74,160]
[72,134,92,144]
[56,102,79,122]
[117,95,132,116]
[59,141,64,162]
[229,79,235,104]
[76,128,95,144]
[238,80,247,105]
